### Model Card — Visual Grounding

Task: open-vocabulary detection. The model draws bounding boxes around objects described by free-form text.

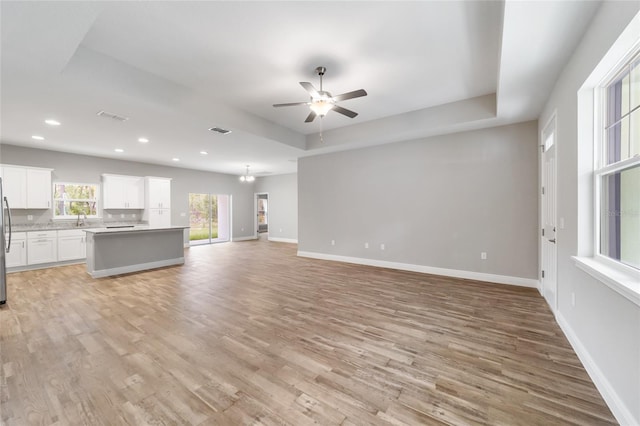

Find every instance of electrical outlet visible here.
[380,243,385,250]
[27,215,33,221]
[331,240,335,246]
[108,214,112,219]
[180,212,186,217]
[364,242,369,249]
[481,252,487,260]
[132,213,136,218]
[279,228,283,233]
[120,214,125,218]
[571,292,576,307]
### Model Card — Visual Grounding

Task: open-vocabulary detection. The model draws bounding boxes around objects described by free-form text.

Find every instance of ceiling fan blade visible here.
[332,89,367,102]
[300,82,320,98]
[304,111,317,123]
[273,102,309,107]
[332,105,358,118]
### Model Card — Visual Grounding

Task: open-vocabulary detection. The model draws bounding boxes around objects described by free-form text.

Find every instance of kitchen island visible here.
[84,226,188,278]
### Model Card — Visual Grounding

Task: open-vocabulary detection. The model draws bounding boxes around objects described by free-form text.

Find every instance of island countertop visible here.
[84,225,189,234]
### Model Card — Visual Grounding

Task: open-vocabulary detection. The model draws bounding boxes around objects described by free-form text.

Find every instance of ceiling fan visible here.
[273,66,367,123]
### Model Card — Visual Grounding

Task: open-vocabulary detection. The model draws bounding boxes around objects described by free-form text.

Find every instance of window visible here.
[597,52,640,271]
[53,183,99,219]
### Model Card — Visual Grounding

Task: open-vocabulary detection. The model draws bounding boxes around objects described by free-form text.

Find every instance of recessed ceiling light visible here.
[31,135,45,140]
[200,151,208,155]
[138,137,149,143]
[114,148,124,153]
[45,119,61,126]
[172,158,180,162]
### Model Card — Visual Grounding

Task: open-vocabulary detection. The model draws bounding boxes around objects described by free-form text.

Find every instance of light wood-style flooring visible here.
[0,241,616,425]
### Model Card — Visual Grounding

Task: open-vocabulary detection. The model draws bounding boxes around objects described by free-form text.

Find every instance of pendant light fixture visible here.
[239,165,255,182]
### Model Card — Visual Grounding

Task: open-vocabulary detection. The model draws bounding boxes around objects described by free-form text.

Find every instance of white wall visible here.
[0,144,257,241]
[298,121,538,285]
[255,173,298,242]
[538,2,640,424]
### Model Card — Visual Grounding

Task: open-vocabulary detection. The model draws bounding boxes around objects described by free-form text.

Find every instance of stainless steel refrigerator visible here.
[1,177,12,305]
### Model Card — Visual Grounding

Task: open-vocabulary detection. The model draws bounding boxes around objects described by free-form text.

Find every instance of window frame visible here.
[592,50,640,278]
[52,181,101,220]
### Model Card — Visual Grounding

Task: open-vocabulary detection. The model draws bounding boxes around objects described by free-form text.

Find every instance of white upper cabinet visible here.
[1,166,27,208]
[102,174,144,209]
[0,165,52,209]
[145,177,171,209]
[26,168,52,208]
[144,177,171,227]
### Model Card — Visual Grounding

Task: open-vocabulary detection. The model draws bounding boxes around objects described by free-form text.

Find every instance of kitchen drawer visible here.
[27,230,57,239]
[57,229,85,237]
[5,232,26,240]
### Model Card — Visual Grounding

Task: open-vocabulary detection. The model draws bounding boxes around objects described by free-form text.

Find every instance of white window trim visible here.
[573,13,640,307]
[573,256,640,307]
[53,181,101,220]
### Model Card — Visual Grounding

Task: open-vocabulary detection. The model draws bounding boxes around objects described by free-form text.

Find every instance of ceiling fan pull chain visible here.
[320,117,324,143]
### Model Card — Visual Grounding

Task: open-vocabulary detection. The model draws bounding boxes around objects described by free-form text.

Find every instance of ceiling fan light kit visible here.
[273,66,367,122]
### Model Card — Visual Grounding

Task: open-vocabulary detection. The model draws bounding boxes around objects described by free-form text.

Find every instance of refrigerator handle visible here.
[4,196,12,253]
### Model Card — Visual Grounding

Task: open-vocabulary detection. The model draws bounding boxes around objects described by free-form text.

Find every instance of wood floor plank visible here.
[0,240,617,425]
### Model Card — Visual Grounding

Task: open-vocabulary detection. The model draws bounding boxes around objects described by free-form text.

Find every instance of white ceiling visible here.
[0,1,600,176]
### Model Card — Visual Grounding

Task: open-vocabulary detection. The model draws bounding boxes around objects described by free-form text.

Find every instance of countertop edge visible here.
[84,226,189,235]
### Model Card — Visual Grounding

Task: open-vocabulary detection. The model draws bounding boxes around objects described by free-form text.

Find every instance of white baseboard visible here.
[297,251,538,288]
[268,237,298,244]
[556,312,637,426]
[233,236,257,242]
[88,257,184,278]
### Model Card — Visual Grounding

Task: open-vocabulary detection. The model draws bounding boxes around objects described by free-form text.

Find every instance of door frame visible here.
[540,111,558,313]
[254,192,268,238]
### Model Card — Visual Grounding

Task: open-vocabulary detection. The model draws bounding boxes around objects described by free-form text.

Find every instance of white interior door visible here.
[541,117,557,312]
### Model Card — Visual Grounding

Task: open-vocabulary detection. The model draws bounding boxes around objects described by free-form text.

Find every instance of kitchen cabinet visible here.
[145,177,171,209]
[102,174,144,209]
[147,208,171,227]
[26,168,52,208]
[5,232,27,268]
[144,177,171,227]
[57,229,86,261]
[0,165,52,209]
[27,230,57,265]
[1,166,27,208]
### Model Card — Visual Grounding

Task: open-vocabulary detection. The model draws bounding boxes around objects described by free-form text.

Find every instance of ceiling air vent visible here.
[209,126,232,135]
[96,110,130,122]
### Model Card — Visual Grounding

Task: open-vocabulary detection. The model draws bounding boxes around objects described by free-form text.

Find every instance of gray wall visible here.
[255,173,298,242]
[538,2,640,423]
[0,144,257,240]
[298,121,538,280]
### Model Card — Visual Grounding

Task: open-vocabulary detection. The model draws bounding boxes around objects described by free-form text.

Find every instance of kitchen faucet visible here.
[77,212,87,227]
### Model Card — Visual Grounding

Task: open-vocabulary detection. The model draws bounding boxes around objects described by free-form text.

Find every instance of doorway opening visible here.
[189,193,230,245]
[256,193,268,238]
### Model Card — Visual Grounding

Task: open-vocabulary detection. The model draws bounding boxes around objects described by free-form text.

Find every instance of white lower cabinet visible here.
[57,229,86,261]
[27,231,58,265]
[5,232,27,267]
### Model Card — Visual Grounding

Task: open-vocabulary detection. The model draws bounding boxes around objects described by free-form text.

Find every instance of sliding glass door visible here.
[189,193,229,245]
